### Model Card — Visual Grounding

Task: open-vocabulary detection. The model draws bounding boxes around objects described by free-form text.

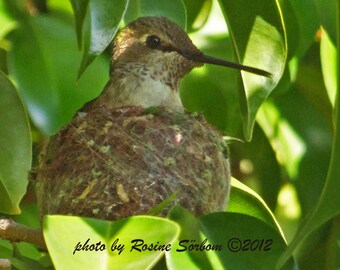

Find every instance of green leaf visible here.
[0,72,31,214]
[11,243,44,270]
[48,0,74,14]
[166,208,295,270]
[167,206,215,270]
[320,29,337,106]
[219,0,287,140]
[229,178,284,236]
[286,0,320,57]
[199,212,295,270]
[70,0,90,48]
[261,84,332,215]
[147,191,179,216]
[181,35,242,135]
[44,215,180,270]
[229,124,281,209]
[315,0,337,44]
[0,239,12,258]
[294,219,340,270]
[79,0,128,77]
[257,101,307,181]
[7,15,108,135]
[278,2,340,266]
[182,0,212,32]
[124,0,187,29]
[0,1,17,39]
[276,0,299,59]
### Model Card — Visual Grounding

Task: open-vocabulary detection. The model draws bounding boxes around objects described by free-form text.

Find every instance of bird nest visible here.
[36,105,230,221]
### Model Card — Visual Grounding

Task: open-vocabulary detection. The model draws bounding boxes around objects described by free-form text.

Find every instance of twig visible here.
[0,218,46,249]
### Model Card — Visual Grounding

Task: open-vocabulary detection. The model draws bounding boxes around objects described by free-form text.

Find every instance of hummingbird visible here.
[38,16,272,219]
[88,16,271,112]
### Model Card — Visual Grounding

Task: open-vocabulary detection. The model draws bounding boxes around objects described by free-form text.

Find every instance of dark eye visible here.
[146,35,161,49]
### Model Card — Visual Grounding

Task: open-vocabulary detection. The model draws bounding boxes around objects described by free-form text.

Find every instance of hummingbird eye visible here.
[146,35,161,49]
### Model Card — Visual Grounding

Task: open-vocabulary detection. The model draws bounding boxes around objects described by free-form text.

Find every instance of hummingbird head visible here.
[99,16,271,112]
[111,16,204,87]
[111,16,271,82]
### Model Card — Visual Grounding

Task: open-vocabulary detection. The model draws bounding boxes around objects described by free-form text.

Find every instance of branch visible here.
[0,218,46,249]
[0,259,10,270]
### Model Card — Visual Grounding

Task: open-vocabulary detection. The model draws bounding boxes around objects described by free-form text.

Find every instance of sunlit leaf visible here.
[219,0,287,140]
[315,0,336,44]
[229,178,284,237]
[48,0,74,14]
[198,212,295,270]
[229,124,282,209]
[265,83,332,214]
[320,29,337,106]
[0,1,17,39]
[0,72,31,214]
[182,0,212,32]
[44,215,179,270]
[124,0,186,29]
[257,101,306,180]
[167,206,216,270]
[277,0,299,59]
[79,0,128,77]
[167,206,295,269]
[278,10,340,267]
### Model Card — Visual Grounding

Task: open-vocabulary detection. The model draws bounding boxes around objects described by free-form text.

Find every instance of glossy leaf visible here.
[7,15,108,135]
[278,103,340,265]
[48,0,74,13]
[229,124,281,210]
[294,219,340,270]
[286,0,320,57]
[320,29,337,106]
[0,72,31,214]
[167,206,216,270]
[276,0,299,59]
[182,0,212,32]
[278,4,340,266]
[257,101,307,181]
[0,1,17,39]
[70,0,90,48]
[44,215,180,270]
[219,0,287,140]
[315,0,336,44]
[181,35,242,136]
[79,0,128,77]
[262,84,332,215]
[124,0,186,29]
[268,0,300,97]
[229,178,284,236]
[199,212,295,270]
[167,206,294,270]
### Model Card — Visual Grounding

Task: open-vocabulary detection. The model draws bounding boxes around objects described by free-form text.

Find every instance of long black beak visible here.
[198,55,272,77]
[187,52,272,77]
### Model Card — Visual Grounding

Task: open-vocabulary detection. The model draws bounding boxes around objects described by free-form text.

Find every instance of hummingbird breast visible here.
[98,52,186,112]
[102,73,183,112]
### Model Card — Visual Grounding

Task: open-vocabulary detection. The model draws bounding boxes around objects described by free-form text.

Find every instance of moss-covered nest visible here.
[36,105,230,221]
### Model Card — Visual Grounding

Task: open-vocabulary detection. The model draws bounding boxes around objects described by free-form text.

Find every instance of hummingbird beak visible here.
[187,53,272,78]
